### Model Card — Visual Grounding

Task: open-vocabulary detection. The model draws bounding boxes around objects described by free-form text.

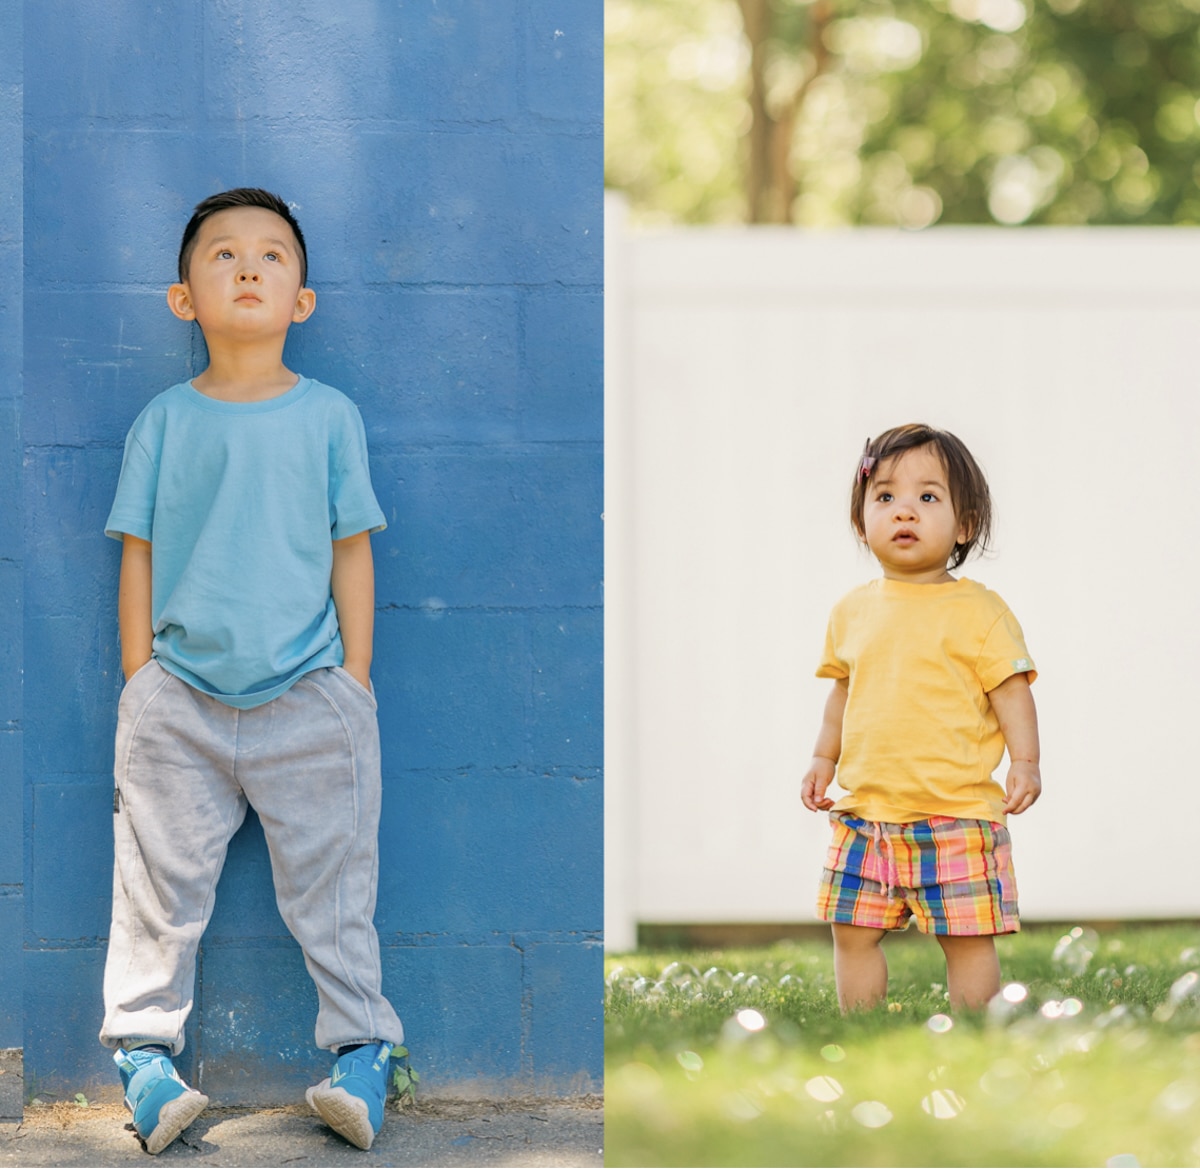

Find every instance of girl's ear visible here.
[167,283,195,321]
[957,511,975,546]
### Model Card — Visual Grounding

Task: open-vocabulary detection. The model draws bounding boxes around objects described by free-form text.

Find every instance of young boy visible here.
[100,188,403,1154]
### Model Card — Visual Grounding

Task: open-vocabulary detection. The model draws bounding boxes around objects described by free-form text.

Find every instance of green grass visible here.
[606,925,1200,1167]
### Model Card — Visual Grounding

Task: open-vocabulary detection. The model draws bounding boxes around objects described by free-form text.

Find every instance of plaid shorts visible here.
[816,812,1020,936]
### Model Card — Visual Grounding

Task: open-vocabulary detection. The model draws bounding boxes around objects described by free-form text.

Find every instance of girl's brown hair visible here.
[850,424,993,569]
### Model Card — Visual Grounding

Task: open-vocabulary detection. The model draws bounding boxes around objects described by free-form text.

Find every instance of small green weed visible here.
[390,1046,420,1109]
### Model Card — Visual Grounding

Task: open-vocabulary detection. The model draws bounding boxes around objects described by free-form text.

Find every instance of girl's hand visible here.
[802,757,838,812]
[1003,760,1042,814]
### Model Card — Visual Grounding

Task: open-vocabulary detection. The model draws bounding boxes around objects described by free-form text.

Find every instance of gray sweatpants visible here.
[100,661,404,1055]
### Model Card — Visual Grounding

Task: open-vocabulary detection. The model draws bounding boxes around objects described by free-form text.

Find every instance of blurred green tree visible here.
[605,0,1200,226]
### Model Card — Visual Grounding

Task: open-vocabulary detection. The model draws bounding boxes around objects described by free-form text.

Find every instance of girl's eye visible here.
[877,492,893,503]
[921,492,937,503]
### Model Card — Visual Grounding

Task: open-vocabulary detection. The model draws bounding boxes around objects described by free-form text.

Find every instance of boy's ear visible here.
[292,287,317,323]
[167,283,196,321]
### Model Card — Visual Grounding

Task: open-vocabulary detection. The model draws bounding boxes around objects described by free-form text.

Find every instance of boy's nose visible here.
[236,269,261,282]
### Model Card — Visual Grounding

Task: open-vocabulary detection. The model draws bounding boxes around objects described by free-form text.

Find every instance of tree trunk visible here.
[736,0,833,224]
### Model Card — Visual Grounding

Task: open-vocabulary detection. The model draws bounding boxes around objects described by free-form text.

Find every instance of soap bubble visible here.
[606,966,640,993]
[805,1075,844,1103]
[661,961,701,987]
[703,966,734,991]
[820,1044,846,1063]
[613,1061,662,1095]
[921,1089,966,1119]
[987,981,1030,1025]
[1051,927,1098,976]
[1105,1156,1140,1168]
[1049,1102,1087,1128]
[927,1013,954,1033]
[722,1091,765,1122]
[675,1050,704,1075]
[1169,970,1199,1007]
[737,974,766,992]
[1153,971,1199,1022]
[1152,1079,1199,1117]
[721,1008,768,1045]
[851,1100,893,1128]
[978,1058,1030,1101]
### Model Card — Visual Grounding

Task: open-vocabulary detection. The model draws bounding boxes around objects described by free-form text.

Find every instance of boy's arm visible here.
[988,672,1041,814]
[118,534,154,681]
[331,530,375,691]
[801,677,848,812]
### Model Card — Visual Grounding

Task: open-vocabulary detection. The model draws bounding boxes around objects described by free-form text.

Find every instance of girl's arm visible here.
[988,672,1041,814]
[801,678,848,812]
[118,534,154,680]
[331,530,376,691]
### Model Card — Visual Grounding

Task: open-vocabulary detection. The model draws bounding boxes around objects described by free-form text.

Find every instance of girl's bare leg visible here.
[831,924,888,1011]
[936,935,1001,1010]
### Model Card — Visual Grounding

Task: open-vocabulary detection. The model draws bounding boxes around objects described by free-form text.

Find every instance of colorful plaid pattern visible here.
[816,812,1019,936]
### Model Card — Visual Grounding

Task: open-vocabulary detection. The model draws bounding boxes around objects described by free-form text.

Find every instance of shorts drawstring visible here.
[872,821,900,903]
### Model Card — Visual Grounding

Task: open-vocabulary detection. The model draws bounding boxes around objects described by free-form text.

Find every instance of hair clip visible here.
[858,441,876,482]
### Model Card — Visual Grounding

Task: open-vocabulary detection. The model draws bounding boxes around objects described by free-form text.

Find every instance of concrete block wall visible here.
[1,0,22,1062]
[23,1,602,1101]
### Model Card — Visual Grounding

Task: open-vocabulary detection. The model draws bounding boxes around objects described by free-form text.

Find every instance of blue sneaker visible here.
[306,1041,393,1150]
[113,1047,208,1155]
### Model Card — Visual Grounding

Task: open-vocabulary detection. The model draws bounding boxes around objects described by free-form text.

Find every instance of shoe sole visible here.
[143,1089,209,1155]
[306,1082,376,1151]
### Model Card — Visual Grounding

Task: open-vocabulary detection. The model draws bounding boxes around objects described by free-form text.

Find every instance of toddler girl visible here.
[801,423,1041,1011]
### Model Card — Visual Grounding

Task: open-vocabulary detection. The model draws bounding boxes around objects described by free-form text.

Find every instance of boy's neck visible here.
[191,348,299,403]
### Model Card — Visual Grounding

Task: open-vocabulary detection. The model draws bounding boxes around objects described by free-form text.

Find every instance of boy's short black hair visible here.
[850,423,993,569]
[178,188,308,287]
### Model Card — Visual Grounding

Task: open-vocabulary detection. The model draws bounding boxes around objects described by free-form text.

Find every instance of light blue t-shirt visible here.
[105,377,387,708]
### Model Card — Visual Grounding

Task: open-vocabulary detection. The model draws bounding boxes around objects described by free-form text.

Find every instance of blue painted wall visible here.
[22,1,602,1101]
[1,0,23,1055]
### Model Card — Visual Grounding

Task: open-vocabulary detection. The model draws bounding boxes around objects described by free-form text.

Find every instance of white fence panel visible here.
[605,198,1200,947]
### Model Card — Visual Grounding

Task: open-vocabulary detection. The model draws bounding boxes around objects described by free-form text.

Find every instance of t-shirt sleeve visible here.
[977,607,1037,691]
[104,430,158,542]
[815,613,849,680]
[329,405,387,540]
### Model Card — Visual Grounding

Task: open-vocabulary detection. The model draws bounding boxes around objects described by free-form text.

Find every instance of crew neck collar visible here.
[182,376,312,414]
[875,575,971,595]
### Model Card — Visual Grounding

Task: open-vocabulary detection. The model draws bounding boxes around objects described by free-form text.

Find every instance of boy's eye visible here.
[217,249,233,260]
[264,252,279,262]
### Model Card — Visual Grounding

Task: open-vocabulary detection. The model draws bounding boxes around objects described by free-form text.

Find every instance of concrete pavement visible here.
[0,1097,604,1168]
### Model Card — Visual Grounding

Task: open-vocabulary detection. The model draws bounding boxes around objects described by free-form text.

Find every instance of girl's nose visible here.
[893,499,917,520]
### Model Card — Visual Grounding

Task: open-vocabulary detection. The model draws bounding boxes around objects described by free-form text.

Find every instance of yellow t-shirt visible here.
[816,577,1036,824]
